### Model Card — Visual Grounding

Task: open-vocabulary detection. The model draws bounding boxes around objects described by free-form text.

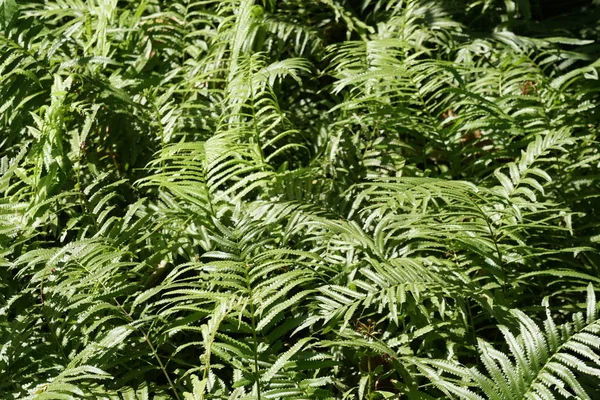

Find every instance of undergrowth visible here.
[1,0,599,398]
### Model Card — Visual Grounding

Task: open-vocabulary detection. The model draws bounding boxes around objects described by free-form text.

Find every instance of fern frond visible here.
[421,285,600,399]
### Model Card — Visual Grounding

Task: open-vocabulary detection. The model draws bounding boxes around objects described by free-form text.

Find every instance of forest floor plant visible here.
[1,0,599,398]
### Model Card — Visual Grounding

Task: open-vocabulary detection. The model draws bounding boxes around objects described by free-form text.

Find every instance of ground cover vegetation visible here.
[1,0,600,398]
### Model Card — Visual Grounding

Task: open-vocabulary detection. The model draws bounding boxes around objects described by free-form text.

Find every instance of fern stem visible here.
[245,262,263,400]
[116,304,182,400]
[470,197,509,295]
[465,299,479,365]
[139,329,182,400]
[450,249,480,359]
[248,56,267,168]
[367,355,373,399]
[75,260,182,400]
[39,294,70,364]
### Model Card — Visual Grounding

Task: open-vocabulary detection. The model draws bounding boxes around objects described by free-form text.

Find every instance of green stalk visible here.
[245,262,262,400]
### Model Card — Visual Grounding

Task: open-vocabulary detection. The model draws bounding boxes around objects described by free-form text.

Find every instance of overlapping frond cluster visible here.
[1,0,599,398]
[418,284,600,399]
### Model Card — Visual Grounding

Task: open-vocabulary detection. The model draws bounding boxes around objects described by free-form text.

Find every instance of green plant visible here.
[1,0,599,398]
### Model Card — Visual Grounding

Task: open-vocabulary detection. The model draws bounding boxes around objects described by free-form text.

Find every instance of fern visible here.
[1,0,599,398]
[419,284,600,399]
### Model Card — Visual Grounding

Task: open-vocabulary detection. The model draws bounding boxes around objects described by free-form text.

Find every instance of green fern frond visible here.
[421,284,600,399]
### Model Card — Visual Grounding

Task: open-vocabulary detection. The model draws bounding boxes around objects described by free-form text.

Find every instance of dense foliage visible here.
[1,0,600,398]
